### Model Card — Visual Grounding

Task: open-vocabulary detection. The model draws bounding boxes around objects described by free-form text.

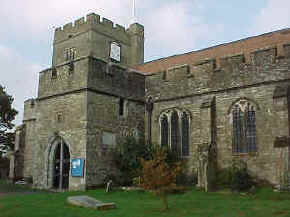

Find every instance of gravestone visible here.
[106,180,113,193]
[67,196,116,210]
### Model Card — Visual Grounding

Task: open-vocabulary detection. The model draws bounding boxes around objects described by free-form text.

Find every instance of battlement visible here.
[54,13,139,43]
[23,98,37,122]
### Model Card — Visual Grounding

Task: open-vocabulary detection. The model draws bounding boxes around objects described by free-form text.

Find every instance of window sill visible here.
[232,152,258,157]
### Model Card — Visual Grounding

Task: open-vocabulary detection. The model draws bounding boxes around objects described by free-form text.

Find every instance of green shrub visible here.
[113,136,153,186]
[176,172,198,186]
[230,160,254,192]
[217,160,255,192]
[216,167,232,188]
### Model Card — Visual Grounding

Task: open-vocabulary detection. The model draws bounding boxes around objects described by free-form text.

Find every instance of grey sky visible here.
[1,0,290,126]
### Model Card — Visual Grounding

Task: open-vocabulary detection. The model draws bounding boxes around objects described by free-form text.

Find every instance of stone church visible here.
[9,13,290,190]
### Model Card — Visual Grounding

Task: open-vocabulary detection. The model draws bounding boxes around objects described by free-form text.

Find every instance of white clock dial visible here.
[110,42,121,62]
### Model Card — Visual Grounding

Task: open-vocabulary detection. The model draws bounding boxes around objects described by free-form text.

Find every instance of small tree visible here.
[0,85,17,157]
[113,136,152,185]
[139,148,182,210]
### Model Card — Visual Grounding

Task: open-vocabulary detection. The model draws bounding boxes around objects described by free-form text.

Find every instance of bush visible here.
[230,160,254,192]
[176,172,197,187]
[217,160,255,192]
[113,136,153,186]
[217,167,232,188]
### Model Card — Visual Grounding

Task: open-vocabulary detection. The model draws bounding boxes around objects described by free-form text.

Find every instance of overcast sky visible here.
[1,0,290,126]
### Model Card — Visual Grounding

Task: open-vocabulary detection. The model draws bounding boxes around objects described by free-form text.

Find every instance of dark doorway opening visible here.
[53,140,70,189]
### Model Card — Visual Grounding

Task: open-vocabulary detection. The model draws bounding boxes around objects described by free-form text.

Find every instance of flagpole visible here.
[132,0,137,24]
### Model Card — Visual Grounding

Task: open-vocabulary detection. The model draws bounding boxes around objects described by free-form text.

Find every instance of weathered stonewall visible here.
[67,195,116,210]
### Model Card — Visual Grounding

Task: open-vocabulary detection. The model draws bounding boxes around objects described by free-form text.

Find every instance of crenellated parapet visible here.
[23,98,37,122]
[54,14,130,44]
[153,44,290,81]
[145,43,290,101]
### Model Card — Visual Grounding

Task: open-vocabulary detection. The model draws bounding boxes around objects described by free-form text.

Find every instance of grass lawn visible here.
[1,181,290,217]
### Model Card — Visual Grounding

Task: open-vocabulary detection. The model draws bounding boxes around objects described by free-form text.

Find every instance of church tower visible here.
[21,14,145,190]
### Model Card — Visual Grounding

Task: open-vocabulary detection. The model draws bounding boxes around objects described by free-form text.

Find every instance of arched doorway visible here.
[52,139,70,189]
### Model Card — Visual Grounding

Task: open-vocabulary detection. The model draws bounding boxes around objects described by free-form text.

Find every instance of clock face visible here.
[110,42,121,62]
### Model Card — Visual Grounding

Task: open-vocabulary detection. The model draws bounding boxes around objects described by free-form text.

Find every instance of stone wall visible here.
[146,48,290,185]
[20,13,290,190]
[32,91,88,190]
[22,99,37,178]
[22,55,145,189]
[85,58,145,187]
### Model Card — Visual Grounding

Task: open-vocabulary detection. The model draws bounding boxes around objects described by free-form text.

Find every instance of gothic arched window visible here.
[161,115,169,148]
[182,112,189,156]
[160,109,190,157]
[232,100,257,153]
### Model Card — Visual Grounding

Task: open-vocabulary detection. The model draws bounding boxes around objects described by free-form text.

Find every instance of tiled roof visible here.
[134,28,290,75]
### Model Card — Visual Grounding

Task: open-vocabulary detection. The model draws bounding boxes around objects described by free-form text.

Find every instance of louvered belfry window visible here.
[232,101,257,153]
[161,115,169,148]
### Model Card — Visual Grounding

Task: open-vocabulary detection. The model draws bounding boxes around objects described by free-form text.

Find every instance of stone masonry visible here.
[12,13,290,190]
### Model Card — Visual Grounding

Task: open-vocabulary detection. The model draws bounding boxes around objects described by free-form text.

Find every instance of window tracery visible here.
[231,99,257,153]
[159,109,190,157]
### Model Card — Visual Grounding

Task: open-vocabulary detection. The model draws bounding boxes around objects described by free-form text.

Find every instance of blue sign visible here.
[71,158,85,177]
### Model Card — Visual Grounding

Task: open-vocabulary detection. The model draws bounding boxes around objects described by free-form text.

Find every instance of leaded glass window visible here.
[171,111,180,154]
[182,112,189,156]
[160,110,190,157]
[246,106,257,152]
[232,101,257,153]
[161,115,169,148]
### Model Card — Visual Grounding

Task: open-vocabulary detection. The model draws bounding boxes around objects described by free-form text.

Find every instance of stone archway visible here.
[46,136,71,190]
[52,140,70,189]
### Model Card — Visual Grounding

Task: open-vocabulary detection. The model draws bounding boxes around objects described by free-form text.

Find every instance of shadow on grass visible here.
[0,179,49,195]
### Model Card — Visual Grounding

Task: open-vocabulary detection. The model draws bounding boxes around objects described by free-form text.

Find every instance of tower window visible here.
[56,113,63,123]
[68,62,74,74]
[65,48,77,61]
[119,98,124,116]
[52,68,57,79]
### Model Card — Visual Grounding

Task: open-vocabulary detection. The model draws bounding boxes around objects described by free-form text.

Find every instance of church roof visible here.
[134,28,290,75]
